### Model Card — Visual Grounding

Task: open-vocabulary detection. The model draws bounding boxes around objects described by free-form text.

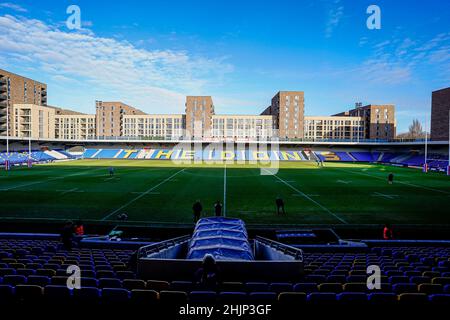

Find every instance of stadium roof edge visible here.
[0,136,448,146]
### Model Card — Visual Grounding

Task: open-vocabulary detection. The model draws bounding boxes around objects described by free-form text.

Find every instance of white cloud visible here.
[0,2,27,12]
[325,0,344,38]
[0,14,233,113]
[361,33,450,84]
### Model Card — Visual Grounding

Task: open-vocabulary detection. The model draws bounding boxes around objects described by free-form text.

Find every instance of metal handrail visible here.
[138,234,190,258]
[255,236,304,261]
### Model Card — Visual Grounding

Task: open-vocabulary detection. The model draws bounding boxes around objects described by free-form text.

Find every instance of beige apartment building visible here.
[211,115,274,140]
[0,69,47,137]
[12,104,55,139]
[185,96,215,139]
[304,116,365,140]
[123,114,185,139]
[55,114,96,140]
[95,101,145,137]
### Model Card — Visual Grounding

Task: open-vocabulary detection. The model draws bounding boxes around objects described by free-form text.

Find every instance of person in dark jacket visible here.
[195,254,221,290]
[276,197,285,215]
[214,201,222,217]
[61,221,74,250]
[388,173,394,185]
[193,200,203,222]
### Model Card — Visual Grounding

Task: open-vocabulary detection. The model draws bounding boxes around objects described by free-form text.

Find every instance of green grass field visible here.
[1,159,450,226]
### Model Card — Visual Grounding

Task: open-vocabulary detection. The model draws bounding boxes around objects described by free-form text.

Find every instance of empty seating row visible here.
[1,285,450,305]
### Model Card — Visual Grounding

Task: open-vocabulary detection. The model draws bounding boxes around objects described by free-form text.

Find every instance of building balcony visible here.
[0,85,6,93]
[41,90,47,96]
[0,94,7,100]
[0,78,6,85]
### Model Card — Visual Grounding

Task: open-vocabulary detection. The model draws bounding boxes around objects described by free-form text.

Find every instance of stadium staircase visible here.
[347,152,357,161]
[91,149,102,158]
[44,150,68,160]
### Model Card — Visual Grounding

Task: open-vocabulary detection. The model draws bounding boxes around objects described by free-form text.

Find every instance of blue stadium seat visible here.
[337,292,367,303]
[15,285,44,303]
[398,293,429,304]
[27,275,50,286]
[159,290,188,304]
[293,283,318,293]
[102,288,130,303]
[245,282,269,292]
[123,279,146,290]
[0,285,15,304]
[248,292,277,303]
[147,280,170,291]
[189,291,217,304]
[307,292,337,304]
[99,278,122,289]
[393,283,417,294]
[418,283,442,294]
[73,287,101,304]
[130,289,158,305]
[3,274,27,285]
[268,282,293,293]
[44,285,73,302]
[218,292,248,303]
[367,292,397,304]
[170,281,195,292]
[277,292,307,304]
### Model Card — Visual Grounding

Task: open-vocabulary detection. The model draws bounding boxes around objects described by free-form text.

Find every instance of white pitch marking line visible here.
[262,168,348,224]
[372,192,398,200]
[130,191,160,195]
[337,180,352,184]
[58,188,84,195]
[101,168,186,221]
[293,194,320,197]
[0,166,107,191]
[344,168,450,195]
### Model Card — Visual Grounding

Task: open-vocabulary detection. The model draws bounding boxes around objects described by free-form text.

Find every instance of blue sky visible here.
[0,0,449,132]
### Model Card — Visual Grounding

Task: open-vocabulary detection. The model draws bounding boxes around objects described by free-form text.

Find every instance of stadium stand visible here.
[76,148,448,171]
[1,235,450,306]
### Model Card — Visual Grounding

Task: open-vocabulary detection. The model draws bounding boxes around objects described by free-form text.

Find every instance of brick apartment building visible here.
[0,68,404,141]
[431,87,450,141]
[0,68,47,137]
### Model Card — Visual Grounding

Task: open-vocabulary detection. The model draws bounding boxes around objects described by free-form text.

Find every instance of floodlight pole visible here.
[448,109,450,175]
[424,115,428,172]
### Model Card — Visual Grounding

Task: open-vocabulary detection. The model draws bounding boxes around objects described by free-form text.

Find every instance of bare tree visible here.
[397,119,426,139]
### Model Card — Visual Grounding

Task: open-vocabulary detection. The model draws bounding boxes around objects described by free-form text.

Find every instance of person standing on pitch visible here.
[193,200,203,222]
[214,200,223,217]
[387,173,394,185]
[276,197,285,215]
[109,166,115,177]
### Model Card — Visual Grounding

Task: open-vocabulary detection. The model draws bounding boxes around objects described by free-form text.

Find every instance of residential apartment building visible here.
[12,104,55,139]
[431,87,450,141]
[263,91,305,139]
[335,104,396,140]
[211,115,274,141]
[95,101,145,137]
[0,69,47,137]
[304,116,365,140]
[123,114,185,139]
[185,96,215,139]
[55,114,96,140]
[0,68,400,142]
